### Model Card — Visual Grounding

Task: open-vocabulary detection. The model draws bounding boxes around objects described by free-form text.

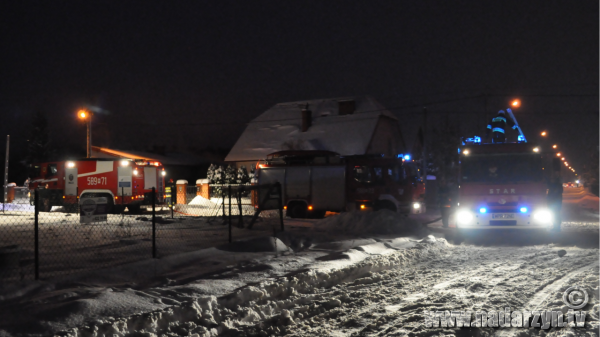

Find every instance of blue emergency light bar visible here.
[463,136,482,145]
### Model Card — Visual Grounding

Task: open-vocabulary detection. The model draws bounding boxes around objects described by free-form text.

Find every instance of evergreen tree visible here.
[214,165,225,185]
[224,165,236,184]
[27,111,51,164]
[237,166,250,184]
[207,164,217,183]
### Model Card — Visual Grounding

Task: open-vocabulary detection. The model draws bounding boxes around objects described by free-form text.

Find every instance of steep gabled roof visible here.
[225,96,396,162]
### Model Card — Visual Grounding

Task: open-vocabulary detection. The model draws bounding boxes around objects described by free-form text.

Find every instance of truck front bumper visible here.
[455,209,553,229]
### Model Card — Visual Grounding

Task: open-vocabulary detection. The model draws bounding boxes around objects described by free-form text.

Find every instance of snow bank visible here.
[217,236,290,253]
[55,238,448,337]
[188,195,217,207]
[314,210,426,236]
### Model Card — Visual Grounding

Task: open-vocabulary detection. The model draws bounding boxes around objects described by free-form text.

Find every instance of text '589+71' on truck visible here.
[27,159,166,213]
[254,150,425,219]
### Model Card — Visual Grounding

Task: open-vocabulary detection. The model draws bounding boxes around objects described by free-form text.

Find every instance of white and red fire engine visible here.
[455,139,558,230]
[28,158,166,212]
[255,151,425,218]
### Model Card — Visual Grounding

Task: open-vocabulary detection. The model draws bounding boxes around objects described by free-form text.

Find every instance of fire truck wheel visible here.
[289,203,308,219]
[127,205,141,214]
[374,201,397,213]
[310,210,326,219]
[113,205,126,214]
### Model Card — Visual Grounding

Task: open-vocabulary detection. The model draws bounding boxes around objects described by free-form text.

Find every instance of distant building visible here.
[91,146,212,182]
[225,96,406,168]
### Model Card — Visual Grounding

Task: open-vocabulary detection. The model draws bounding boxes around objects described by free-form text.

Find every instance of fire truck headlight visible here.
[533,209,553,224]
[413,202,421,209]
[161,171,166,176]
[456,210,474,225]
[66,161,75,168]
[120,160,130,167]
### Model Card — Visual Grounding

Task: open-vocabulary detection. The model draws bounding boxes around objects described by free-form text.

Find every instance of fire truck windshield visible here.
[461,153,543,184]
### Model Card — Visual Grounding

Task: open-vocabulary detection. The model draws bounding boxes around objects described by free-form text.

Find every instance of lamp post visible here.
[78,109,93,158]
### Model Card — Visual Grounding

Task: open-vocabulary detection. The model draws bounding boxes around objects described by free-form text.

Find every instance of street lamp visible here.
[77,109,93,158]
[552,144,557,149]
[540,131,547,136]
[511,99,521,108]
[556,152,561,156]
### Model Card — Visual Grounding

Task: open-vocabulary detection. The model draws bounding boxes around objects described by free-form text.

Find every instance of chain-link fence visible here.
[0,183,283,283]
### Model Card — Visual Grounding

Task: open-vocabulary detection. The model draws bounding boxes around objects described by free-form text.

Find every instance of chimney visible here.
[301,105,312,132]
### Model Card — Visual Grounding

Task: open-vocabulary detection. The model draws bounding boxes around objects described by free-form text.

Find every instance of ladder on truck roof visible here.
[506,108,527,143]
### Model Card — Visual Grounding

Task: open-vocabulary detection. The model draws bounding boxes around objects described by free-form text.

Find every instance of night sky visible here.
[1,1,598,175]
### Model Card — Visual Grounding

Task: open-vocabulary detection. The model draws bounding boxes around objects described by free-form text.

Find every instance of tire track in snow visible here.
[495,261,597,337]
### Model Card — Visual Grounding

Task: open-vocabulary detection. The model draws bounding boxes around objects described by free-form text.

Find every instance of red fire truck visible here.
[28,158,166,212]
[455,140,558,230]
[255,151,425,218]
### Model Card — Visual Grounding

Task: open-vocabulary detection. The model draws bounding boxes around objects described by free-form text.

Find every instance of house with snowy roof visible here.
[225,96,406,168]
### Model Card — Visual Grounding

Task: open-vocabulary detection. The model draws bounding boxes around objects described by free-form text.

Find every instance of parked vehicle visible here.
[27,158,166,212]
[254,151,425,218]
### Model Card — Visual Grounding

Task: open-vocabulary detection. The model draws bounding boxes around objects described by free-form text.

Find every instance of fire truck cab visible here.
[455,140,555,230]
[28,158,166,212]
[256,151,425,218]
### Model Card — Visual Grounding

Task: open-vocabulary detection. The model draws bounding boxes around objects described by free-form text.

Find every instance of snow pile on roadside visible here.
[314,210,425,236]
[188,195,218,208]
[55,239,447,337]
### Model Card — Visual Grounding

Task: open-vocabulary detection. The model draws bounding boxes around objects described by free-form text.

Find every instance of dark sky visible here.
[1,1,598,173]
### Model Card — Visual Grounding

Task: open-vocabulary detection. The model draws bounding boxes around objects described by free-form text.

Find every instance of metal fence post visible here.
[34,189,39,280]
[277,182,284,232]
[121,186,124,214]
[152,187,156,258]
[222,186,226,223]
[228,185,232,243]
[237,186,243,228]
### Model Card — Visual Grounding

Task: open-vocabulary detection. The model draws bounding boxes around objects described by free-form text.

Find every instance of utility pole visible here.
[482,93,488,134]
[78,110,93,158]
[87,115,92,158]
[3,135,9,212]
[421,107,427,182]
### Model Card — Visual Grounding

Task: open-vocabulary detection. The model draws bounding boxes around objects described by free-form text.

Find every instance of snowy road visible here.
[38,235,597,337]
[0,190,597,337]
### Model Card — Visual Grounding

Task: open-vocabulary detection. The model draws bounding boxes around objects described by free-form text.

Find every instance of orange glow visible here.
[561,157,565,160]
[541,131,547,136]
[283,206,287,210]
[78,110,88,119]
[511,99,521,108]
[360,204,366,210]
[308,205,313,210]
[552,145,557,149]
[556,153,561,156]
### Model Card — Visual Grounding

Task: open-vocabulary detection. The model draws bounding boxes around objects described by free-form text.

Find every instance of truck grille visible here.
[489,220,517,226]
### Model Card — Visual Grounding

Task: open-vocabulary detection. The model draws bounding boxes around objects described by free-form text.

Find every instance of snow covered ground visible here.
[0,190,597,337]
